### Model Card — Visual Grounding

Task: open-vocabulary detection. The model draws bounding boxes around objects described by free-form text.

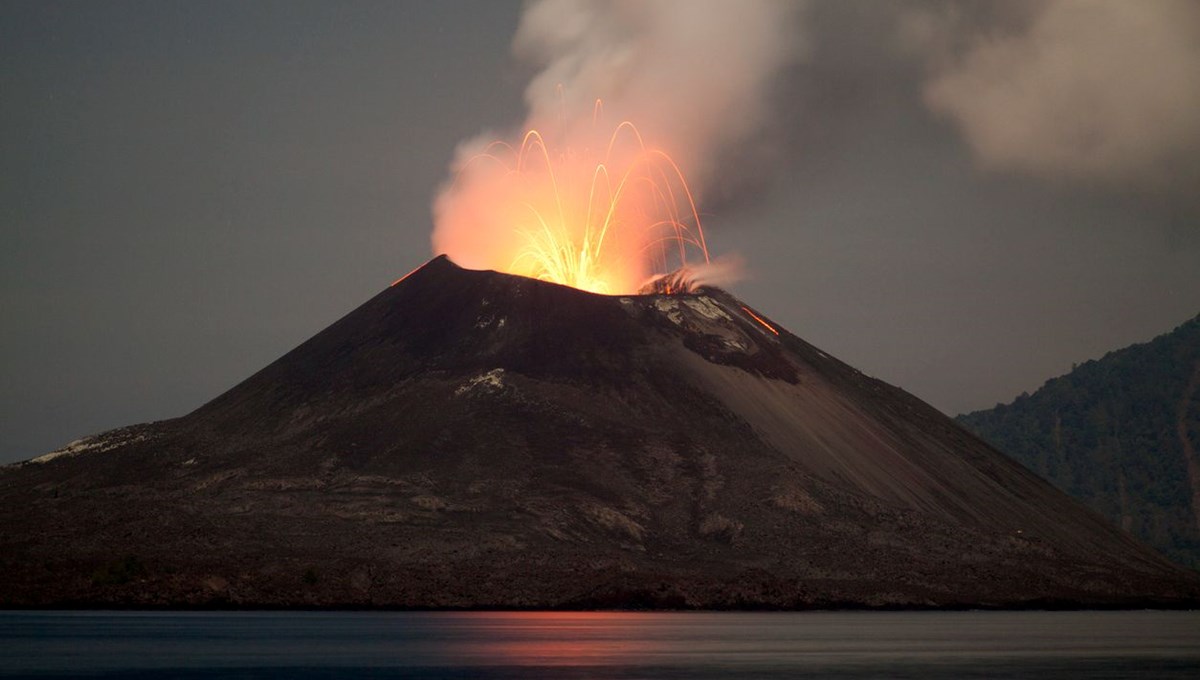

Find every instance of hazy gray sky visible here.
[3,0,1198,463]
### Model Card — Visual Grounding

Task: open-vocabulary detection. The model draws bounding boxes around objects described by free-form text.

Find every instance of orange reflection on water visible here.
[432,611,666,667]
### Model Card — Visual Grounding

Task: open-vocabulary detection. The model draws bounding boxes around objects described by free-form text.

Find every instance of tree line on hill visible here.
[958,314,1200,570]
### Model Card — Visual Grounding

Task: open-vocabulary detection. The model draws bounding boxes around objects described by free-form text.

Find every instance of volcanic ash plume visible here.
[431,0,805,295]
[912,0,1200,188]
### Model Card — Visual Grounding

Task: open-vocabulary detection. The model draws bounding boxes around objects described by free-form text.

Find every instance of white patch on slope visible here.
[654,298,684,325]
[30,430,149,464]
[475,313,508,330]
[683,296,731,322]
[721,337,749,352]
[455,368,507,396]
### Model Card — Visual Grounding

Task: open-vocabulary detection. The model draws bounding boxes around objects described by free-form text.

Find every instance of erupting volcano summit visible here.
[2,256,1197,608]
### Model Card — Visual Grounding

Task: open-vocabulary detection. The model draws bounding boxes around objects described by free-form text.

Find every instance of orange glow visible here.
[466,611,657,666]
[390,262,424,287]
[741,305,779,335]
[433,111,711,295]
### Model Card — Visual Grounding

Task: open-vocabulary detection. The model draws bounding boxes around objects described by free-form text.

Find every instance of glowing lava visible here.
[433,113,712,295]
[741,305,779,335]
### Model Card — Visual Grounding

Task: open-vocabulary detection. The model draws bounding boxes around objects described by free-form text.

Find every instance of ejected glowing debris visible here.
[434,110,720,295]
[741,305,779,335]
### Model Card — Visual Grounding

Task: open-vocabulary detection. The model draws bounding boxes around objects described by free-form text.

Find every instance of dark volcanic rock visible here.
[2,256,1197,608]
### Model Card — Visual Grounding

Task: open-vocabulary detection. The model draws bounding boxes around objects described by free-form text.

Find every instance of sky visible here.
[2,0,1198,463]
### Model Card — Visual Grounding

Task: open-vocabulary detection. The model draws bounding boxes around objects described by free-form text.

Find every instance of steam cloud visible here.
[432,0,806,282]
[512,0,806,188]
[911,0,1200,188]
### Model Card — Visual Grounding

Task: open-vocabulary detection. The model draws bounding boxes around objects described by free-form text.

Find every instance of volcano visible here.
[2,256,1197,608]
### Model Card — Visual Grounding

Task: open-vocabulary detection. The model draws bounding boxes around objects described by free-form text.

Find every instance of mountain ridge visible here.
[3,256,1197,608]
[958,312,1200,570]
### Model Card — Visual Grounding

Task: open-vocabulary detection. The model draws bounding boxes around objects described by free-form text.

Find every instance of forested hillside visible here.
[959,314,1200,569]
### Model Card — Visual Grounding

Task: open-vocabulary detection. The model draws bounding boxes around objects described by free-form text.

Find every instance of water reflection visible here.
[2,610,1199,678]
[448,612,660,666]
[386,610,1200,668]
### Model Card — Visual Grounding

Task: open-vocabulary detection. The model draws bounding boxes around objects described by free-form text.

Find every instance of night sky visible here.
[3,0,1198,463]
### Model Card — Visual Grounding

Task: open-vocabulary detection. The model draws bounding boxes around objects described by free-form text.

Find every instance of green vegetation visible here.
[958,313,1200,570]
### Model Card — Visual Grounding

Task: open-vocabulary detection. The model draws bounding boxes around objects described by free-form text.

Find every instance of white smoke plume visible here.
[432,0,807,281]
[512,0,807,187]
[911,0,1200,188]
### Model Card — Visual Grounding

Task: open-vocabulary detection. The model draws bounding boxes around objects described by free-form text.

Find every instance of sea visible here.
[2,610,1198,679]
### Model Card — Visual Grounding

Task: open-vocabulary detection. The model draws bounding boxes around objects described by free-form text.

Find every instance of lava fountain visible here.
[432,109,716,296]
[429,0,803,296]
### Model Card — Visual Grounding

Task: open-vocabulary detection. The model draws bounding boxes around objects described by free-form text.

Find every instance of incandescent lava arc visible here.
[434,108,730,296]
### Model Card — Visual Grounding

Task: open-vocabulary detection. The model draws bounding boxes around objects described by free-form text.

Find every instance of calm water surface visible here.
[2,610,1198,679]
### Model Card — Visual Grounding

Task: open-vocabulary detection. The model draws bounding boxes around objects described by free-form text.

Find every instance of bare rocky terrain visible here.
[2,256,1197,608]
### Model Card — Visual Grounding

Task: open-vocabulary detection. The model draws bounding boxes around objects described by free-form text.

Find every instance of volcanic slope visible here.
[2,256,1197,608]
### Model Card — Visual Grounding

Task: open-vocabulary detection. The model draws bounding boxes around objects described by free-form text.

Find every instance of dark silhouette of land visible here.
[2,257,1196,608]
[960,313,1200,570]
